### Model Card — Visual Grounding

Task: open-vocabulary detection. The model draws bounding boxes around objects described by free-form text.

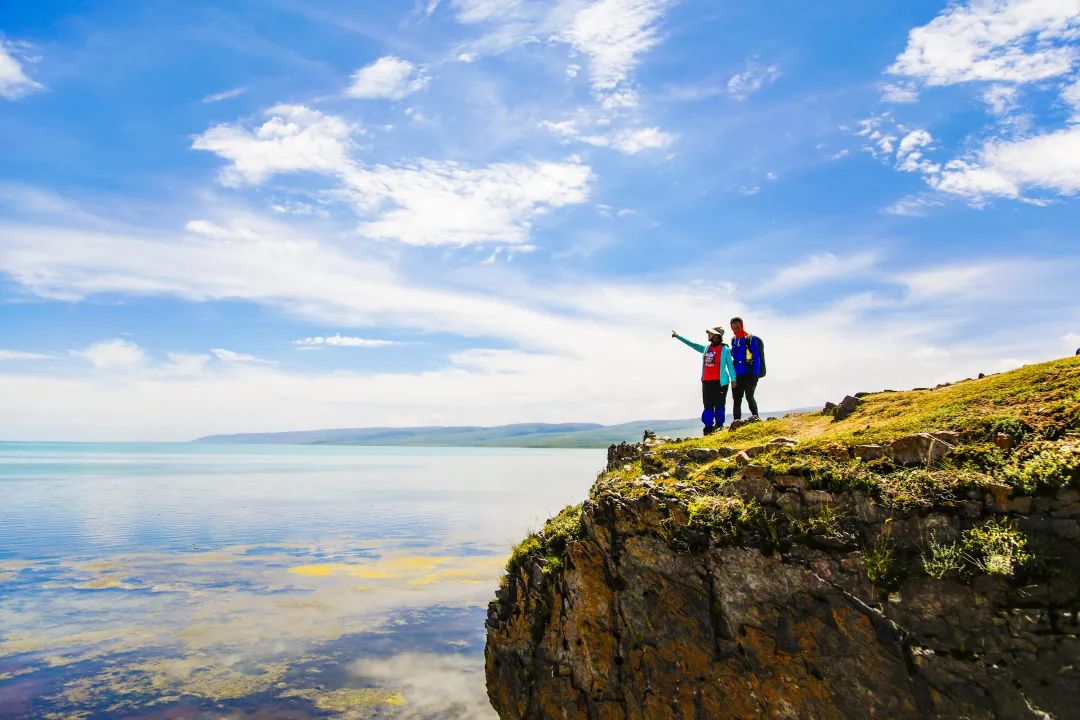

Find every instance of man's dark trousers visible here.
[733,374,759,420]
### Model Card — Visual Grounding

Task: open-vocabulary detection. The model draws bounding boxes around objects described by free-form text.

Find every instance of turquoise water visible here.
[0,443,603,719]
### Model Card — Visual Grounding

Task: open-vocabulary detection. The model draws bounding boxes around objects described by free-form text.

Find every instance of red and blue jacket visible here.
[675,335,735,384]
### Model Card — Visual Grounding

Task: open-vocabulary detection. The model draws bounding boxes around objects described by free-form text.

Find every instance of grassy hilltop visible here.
[510,355,1080,583]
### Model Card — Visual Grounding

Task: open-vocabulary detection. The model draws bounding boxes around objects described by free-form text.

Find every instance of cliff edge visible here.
[485,357,1080,719]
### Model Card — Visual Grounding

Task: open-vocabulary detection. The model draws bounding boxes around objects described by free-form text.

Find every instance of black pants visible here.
[733,374,759,419]
[701,380,729,428]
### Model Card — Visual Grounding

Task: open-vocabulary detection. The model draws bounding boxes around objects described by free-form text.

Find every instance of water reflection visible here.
[0,444,602,718]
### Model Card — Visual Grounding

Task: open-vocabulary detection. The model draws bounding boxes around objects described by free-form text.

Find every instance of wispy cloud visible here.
[541,120,675,154]
[201,86,247,104]
[294,334,399,349]
[726,61,780,100]
[0,40,43,100]
[756,252,879,296]
[211,348,277,365]
[0,349,57,361]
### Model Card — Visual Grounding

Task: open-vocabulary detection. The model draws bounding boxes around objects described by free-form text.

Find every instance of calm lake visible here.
[0,443,604,719]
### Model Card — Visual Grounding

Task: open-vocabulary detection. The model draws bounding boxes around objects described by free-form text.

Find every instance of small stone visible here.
[738,464,767,480]
[852,444,887,461]
[802,490,834,506]
[1050,519,1080,540]
[684,447,721,463]
[776,492,801,513]
[823,443,851,461]
[733,451,751,466]
[994,433,1017,451]
[744,445,767,459]
[774,475,807,490]
[1006,495,1032,514]
[960,500,983,518]
[984,481,1011,511]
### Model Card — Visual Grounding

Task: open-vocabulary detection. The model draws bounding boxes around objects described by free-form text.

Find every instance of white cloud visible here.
[184,219,259,240]
[895,129,937,172]
[201,86,247,104]
[0,349,56,361]
[1063,77,1080,118]
[0,40,43,100]
[881,82,919,103]
[889,0,1080,86]
[726,61,781,100]
[345,159,592,246]
[195,106,593,246]
[543,120,675,154]
[294,334,398,348]
[74,339,145,370]
[931,125,1080,199]
[982,83,1020,115]
[192,105,355,187]
[558,0,669,104]
[211,348,276,364]
[345,56,429,100]
[452,0,671,108]
[1063,331,1080,348]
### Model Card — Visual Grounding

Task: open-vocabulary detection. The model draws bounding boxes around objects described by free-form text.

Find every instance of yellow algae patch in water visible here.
[381,555,458,571]
[409,567,492,586]
[288,563,356,577]
[282,687,406,711]
[49,656,291,709]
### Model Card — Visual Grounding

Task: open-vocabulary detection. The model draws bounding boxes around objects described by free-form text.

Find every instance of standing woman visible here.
[672,326,737,435]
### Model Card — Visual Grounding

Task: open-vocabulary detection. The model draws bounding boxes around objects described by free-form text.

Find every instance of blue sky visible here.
[1,0,1078,440]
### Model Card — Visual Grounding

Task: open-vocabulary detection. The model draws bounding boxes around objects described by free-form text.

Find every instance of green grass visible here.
[505,504,584,577]
[920,520,1032,578]
[672,355,1080,453]
[505,356,1078,586]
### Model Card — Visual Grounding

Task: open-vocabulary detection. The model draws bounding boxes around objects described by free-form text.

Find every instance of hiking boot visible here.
[702,426,714,436]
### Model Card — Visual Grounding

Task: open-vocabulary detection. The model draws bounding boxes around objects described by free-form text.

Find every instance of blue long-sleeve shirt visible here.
[675,334,736,385]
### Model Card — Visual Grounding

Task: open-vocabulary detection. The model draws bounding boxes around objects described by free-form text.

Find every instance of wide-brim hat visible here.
[706,326,725,338]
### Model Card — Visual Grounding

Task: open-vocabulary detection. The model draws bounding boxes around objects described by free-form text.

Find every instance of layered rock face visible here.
[485,358,1080,720]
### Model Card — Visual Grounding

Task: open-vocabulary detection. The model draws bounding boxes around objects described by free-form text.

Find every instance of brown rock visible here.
[487,487,1080,720]
[852,444,888,461]
[890,433,954,465]
[833,395,863,421]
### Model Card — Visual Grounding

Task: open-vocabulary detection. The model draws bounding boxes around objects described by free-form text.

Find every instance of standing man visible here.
[672,327,736,435]
[729,317,765,422]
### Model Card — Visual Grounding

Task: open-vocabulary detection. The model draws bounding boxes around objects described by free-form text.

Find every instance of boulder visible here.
[833,395,863,421]
[890,433,954,465]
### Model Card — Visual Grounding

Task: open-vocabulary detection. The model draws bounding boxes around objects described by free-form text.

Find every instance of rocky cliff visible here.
[485,357,1080,719]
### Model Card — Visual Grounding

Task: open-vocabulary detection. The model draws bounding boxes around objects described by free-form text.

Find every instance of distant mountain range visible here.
[192,411,808,448]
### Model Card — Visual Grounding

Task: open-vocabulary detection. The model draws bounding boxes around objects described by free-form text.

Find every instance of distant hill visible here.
[192,411,806,448]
